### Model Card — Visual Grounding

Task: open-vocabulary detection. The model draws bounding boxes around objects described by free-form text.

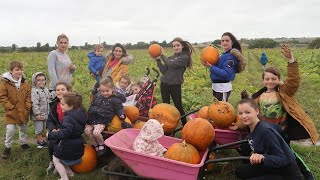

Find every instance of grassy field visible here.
[0,47,319,179]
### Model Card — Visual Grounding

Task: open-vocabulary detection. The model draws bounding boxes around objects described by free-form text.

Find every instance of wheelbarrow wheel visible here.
[103,157,136,180]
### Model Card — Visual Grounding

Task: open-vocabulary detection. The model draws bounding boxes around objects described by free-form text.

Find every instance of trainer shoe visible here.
[121,121,133,129]
[21,144,32,151]
[37,141,48,149]
[1,147,11,159]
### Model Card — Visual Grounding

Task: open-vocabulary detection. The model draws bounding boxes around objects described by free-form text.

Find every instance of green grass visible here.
[0,47,319,179]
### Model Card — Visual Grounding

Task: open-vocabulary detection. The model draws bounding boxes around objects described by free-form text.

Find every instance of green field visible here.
[0,47,319,179]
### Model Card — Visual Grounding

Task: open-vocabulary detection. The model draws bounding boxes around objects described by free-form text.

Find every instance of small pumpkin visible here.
[197,106,209,119]
[71,144,97,174]
[182,118,215,151]
[208,101,235,129]
[164,140,200,164]
[148,44,162,58]
[200,46,219,65]
[149,103,181,134]
[133,120,146,129]
[124,105,139,123]
[107,116,132,132]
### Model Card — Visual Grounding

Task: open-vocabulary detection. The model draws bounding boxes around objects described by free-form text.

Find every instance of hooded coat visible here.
[48,108,87,160]
[260,52,268,66]
[87,51,106,75]
[31,72,51,120]
[0,72,31,124]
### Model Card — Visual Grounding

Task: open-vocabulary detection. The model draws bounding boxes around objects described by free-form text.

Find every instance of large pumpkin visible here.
[149,103,181,134]
[71,144,97,173]
[148,44,162,58]
[197,106,209,119]
[208,101,235,129]
[182,118,215,151]
[124,105,139,123]
[164,140,200,164]
[133,120,146,129]
[107,116,132,132]
[201,46,219,65]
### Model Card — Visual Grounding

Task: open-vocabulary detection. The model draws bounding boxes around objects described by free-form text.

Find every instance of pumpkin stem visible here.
[182,140,187,147]
[211,97,219,103]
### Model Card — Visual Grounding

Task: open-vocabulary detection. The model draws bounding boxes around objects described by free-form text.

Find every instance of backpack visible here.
[230,48,246,73]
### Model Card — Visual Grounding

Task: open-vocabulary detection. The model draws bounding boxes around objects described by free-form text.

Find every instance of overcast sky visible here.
[1,0,319,47]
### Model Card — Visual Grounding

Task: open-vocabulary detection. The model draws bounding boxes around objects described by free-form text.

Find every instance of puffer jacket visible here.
[48,108,87,160]
[31,72,51,120]
[0,72,31,124]
[88,51,106,75]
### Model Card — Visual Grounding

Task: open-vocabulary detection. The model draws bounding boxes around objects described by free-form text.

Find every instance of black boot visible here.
[1,147,11,159]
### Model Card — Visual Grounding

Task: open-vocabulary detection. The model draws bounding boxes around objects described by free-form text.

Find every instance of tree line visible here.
[1,38,320,53]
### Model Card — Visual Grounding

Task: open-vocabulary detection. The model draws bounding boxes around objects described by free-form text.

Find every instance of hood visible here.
[138,119,164,141]
[31,72,47,87]
[66,108,87,126]
[87,51,95,58]
[2,72,23,83]
[261,52,267,56]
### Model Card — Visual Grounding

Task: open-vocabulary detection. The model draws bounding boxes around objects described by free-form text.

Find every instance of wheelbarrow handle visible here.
[152,67,160,78]
[210,139,248,151]
[204,156,250,166]
[145,68,150,76]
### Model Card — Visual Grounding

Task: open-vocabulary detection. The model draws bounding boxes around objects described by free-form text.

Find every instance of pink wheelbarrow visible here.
[104,128,249,180]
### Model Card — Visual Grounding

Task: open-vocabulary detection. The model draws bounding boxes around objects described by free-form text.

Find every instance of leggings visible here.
[212,90,231,102]
[84,124,106,146]
[160,82,186,125]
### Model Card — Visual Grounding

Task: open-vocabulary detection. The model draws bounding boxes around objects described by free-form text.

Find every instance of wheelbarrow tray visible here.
[105,128,209,180]
[214,129,247,148]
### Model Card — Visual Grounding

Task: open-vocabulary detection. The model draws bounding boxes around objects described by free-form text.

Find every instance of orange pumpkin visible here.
[133,120,146,129]
[149,103,181,134]
[148,44,162,58]
[197,106,209,119]
[206,152,215,172]
[124,105,139,123]
[107,116,132,132]
[71,144,97,174]
[164,140,200,164]
[182,118,215,151]
[201,46,219,65]
[208,101,235,129]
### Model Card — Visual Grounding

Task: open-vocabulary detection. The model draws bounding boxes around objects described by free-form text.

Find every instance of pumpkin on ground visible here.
[107,116,132,132]
[200,46,219,65]
[164,140,200,164]
[124,105,139,123]
[133,120,146,129]
[208,101,235,129]
[148,44,162,58]
[197,106,209,119]
[71,144,97,173]
[182,118,215,151]
[149,103,181,134]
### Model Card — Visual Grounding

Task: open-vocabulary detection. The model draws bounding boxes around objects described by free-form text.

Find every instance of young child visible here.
[115,74,131,96]
[46,82,72,173]
[88,44,106,83]
[31,72,52,149]
[131,81,143,95]
[154,37,194,125]
[47,92,87,180]
[85,76,132,156]
[235,94,303,180]
[0,61,32,159]
[260,52,268,70]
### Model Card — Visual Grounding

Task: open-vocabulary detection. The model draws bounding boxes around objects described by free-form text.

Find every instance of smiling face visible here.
[99,84,113,98]
[237,103,259,127]
[131,84,141,94]
[60,98,73,112]
[263,72,280,91]
[10,67,23,80]
[113,47,123,60]
[55,84,69,99]
[221,35,233,51]
[35,75,46,88]
[172,41,183,54]
[119,78,129,89]
[94,48,104,57]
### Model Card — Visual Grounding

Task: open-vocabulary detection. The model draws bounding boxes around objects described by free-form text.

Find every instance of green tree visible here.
[12,44,17,51]
[308,38,320,49]
[248,38,278,49]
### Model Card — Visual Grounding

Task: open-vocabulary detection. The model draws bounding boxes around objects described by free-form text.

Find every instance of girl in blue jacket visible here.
[260,52,268,70]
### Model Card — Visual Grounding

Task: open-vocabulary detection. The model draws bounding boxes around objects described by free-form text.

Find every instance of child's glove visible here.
[120,114,133,129]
